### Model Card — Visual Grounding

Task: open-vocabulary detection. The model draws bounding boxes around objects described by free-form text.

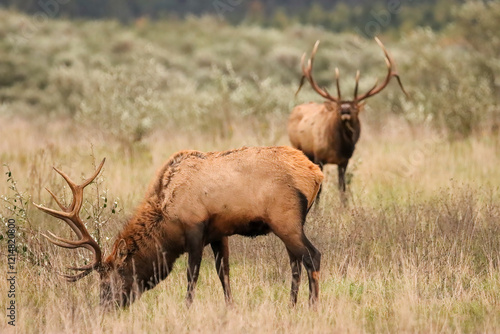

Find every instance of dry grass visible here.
[1,114,500,333]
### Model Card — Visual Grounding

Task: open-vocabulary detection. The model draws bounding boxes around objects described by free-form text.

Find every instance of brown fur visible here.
[288,101,361,193]
[96,146,323,307]
[289,38,407,195]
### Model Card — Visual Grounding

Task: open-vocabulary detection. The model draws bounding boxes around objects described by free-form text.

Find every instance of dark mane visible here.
[152,150,207,200]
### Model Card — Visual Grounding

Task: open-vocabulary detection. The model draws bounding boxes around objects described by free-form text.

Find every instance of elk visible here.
[34,146,323,309]
[288,37,408,196]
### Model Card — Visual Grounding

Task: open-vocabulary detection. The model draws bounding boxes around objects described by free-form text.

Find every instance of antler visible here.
[34,158,106,282]
[296,40,340,102]
[354,37,409,102]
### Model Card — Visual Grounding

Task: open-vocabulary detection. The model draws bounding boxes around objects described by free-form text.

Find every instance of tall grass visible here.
[1,115,499,333]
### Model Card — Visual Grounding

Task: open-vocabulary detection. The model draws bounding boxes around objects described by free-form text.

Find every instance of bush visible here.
[396,29,498,138]
[0,3,499,142]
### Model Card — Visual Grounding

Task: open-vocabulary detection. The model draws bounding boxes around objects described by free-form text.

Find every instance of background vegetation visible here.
[0,0,463,33]
[1,1,499,144]
[1,1,500,333]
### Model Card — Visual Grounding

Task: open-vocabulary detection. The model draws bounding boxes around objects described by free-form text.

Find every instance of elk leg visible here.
[338,161,349,205]
[270,193,321,305]
[185,230,204,307]
[313,157,324,202]
[338,161,348,192]
[275,230,321,305]
[287,248,302,306]
[211,237,232,304]
[301,235,321,305]
[315,183,323,204]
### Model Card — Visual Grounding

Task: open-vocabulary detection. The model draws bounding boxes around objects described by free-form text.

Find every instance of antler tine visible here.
[43,231,91,249]
[362,78,380,99]
[52,166,80,212]
[295,75,307,97]
[42,222,101,260]
[67,263,96,271]
[335,67,341,100]
[323,86,334,98]
[34,159,106,280]
[354,70,360,100]
[45,187,69,212]
[394,73,409,98]
[310,40,320,64]
[42,232,78,248]
[61,270,93,282]
[375,36,391,64]
[295,53,308,97]
[34,202,83,239]
[50,158,105,213]
[35,200,84,238]
[33,202,72,220]
[81,158,106,188]
[307,57,313,73]
[355,37,408,102]
[300,52,306,70]
[300,40,339,102]
[382,55,410,98]
[34,203,84,243]
[53,158,104,191]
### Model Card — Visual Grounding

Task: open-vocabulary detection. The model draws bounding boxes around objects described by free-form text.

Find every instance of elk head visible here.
[33,159,137,309]
[296,37,409,126]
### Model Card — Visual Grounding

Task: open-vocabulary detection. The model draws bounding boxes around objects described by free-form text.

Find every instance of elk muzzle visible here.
[340,104,352,121]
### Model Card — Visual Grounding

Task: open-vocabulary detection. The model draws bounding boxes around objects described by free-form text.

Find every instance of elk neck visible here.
[330,109,360,161]
[108,197,185,291]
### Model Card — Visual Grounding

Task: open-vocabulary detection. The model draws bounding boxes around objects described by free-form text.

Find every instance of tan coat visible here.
[106,146,323,306]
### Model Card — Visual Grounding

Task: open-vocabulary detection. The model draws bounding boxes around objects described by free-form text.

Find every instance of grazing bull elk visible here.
[34,147,323,308]
[288,37,408,195]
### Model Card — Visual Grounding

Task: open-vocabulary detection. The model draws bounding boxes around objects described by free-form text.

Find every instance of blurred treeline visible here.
[1,0,463,34]
[0,1,499,149]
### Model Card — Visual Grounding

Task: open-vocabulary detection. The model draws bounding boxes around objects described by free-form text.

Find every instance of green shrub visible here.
[0,3,499,142]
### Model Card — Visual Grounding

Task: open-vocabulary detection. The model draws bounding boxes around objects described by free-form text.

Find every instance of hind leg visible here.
[301,236,321,304]
[287,248,302,306]
[279,234,320,305]
[269,201,321,305]
[211,237,232,304]
[313,157,324,203]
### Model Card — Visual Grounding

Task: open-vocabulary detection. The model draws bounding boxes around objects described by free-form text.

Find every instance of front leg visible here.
[337,161,348,192]
[211,237,232,304]
[185,229,204,307]
[338,161,349,205]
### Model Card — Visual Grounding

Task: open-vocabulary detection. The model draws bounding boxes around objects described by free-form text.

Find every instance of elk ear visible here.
[116,239,128,264]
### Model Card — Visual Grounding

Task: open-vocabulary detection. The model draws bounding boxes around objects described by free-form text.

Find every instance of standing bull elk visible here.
[288,37,408,196]
[34,146,323,308]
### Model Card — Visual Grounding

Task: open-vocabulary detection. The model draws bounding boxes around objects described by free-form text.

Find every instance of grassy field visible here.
[1,114,499,333]
[1,5,500,333]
